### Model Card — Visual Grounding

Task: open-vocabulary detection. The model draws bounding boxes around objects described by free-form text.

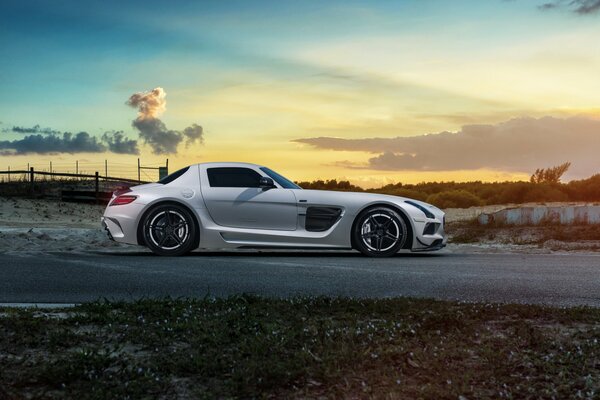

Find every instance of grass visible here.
[1,296,599,399]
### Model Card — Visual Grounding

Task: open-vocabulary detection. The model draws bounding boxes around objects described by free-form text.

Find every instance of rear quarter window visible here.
[158,167,189,185]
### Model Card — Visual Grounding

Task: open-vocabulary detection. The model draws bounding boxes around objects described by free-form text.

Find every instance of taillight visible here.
[109,195,137,206]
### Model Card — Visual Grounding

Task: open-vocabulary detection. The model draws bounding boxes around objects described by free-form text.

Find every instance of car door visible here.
[200,166,298,231]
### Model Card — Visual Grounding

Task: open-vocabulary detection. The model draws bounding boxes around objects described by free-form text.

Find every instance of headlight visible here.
[405,200,435,219]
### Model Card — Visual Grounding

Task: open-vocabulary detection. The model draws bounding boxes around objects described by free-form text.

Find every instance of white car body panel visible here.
[102,162,447,253]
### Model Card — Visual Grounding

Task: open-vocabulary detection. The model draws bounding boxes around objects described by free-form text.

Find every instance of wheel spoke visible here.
[170,233,182,246]
[384,232,398,241]
[150,224,165,231]
[362,231,376,238]
[382,216,394,229]
[172,221,187,230]
[376,236,383,251]
[368,215,379,229]
[158,233,169,247]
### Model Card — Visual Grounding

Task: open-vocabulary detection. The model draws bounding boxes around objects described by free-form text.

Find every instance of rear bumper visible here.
[101,217,114,241]
[101,202,146,245]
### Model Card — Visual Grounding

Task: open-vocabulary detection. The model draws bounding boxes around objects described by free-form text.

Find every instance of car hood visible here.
[293,189,442,216]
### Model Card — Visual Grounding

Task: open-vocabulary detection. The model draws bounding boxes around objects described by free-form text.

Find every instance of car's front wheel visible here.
[142,204,197,256]
[353,207,408,257]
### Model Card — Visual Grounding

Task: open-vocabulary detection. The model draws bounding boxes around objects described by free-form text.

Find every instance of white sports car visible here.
[101,162,447,257]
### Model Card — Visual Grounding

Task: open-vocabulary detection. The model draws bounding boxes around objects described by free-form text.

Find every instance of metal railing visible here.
[0,168,150,202]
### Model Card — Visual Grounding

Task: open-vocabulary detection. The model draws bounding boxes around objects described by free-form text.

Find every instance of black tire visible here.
[353,206,408,257]
[142,203,197,256]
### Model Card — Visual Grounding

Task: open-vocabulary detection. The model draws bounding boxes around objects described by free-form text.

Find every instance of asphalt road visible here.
[1,250,600,307]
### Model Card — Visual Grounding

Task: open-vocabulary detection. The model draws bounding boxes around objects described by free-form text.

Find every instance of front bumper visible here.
[411,214,447,252]
[412,237,447,252]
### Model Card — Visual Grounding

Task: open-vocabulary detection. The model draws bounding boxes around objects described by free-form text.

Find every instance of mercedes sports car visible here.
[101,162,447,257]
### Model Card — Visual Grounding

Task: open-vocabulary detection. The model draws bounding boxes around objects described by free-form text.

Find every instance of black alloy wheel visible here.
[353,207,408,257]
[143,204,197,256]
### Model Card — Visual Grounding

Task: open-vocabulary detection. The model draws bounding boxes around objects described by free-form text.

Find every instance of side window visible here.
[207,167,262,188]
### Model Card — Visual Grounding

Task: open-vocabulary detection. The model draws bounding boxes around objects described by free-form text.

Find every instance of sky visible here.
[1,0,599,187]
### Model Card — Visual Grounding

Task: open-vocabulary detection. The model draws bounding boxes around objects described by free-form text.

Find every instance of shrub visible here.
[426,190,483,209]
[522,184,569,203]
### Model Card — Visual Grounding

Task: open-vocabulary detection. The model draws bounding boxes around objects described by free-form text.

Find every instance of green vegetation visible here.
[297,172,600,209]
[1,296,599,399]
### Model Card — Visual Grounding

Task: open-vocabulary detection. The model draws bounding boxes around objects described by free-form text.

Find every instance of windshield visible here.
[260,167,301,189]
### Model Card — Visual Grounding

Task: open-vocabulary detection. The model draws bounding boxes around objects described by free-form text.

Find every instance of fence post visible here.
[95,171,99,204]
[30,167,34,195]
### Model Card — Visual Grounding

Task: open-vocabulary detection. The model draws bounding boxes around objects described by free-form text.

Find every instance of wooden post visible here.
[7,166,9,183]
[166,158,169,175]
[137,158,141,183]
[50,161,53,181]
[105,159,108,177]
[76,160,79,175]
[30,167,34,195]
[95,171,99,204]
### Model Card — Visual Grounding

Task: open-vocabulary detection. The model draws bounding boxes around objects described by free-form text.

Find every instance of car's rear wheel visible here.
[143,204,197,256]
[353,207,408,257]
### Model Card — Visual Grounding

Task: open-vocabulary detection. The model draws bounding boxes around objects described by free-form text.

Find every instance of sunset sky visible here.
[1,0,599,187]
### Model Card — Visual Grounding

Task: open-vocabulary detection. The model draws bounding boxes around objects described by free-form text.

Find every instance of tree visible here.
[530,162,571,184]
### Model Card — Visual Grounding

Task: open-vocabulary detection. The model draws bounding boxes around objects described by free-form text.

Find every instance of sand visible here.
[0,197,131,253]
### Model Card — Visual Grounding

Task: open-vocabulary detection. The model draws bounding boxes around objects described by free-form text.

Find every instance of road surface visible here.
[1,250,599,307]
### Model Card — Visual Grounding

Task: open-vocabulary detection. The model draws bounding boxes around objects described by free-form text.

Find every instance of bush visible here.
[565,174,600,201]
[426,190,483,209]
[380,188,429,202]
[522,184,569,203]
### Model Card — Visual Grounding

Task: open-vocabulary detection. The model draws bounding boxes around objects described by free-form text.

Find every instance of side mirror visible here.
[259,177,275,190]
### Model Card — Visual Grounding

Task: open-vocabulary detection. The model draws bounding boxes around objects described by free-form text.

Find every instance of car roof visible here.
[192,162,264,169]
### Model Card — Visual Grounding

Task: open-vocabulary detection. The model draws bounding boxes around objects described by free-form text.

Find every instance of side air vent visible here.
[305,207,342,232]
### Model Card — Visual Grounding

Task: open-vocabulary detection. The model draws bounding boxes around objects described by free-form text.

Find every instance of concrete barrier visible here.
[478,205,600,225]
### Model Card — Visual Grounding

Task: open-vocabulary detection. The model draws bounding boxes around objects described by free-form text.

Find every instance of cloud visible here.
[0,128,139,155]
[3,124,60,135]
[126,87,167,119]
[132,118,183,154]
[182,124,204,146]
[0,132,107,155]
[293,116,600,178]
[127,87,204,155]
[102,131,140,154]
[538,0,600,14]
